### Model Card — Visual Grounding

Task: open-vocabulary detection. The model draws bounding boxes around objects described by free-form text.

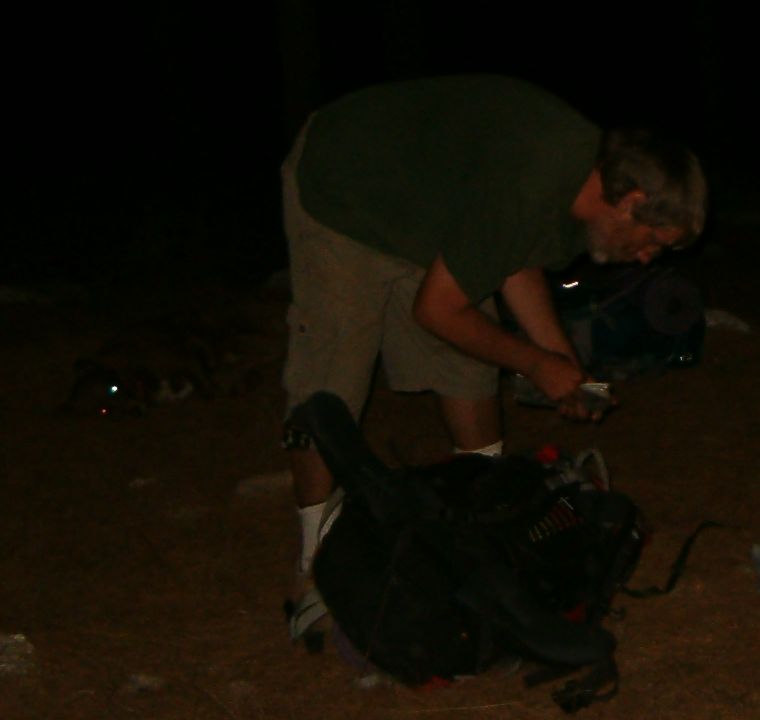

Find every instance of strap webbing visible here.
[623,520,725,598]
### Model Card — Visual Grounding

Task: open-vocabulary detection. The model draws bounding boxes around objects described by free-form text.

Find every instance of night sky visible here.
[4,1,757,286]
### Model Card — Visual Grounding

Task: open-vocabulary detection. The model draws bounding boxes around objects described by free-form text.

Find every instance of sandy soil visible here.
[1,225,759,720]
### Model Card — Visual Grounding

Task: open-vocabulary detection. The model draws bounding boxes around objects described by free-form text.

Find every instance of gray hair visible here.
[597,128,708,246]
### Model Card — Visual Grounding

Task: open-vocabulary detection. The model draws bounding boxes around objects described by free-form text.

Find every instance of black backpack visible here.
[498,260,706,382]
[287,391,653,712]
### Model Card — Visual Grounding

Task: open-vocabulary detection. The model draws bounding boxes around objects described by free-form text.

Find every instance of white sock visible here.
[454,439,503,457]
[297,502,326,574]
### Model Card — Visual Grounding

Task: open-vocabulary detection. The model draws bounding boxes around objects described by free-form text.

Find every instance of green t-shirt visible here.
[297,75,600,303]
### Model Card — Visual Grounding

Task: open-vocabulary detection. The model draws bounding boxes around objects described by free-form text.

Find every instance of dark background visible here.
[3,1,757,287]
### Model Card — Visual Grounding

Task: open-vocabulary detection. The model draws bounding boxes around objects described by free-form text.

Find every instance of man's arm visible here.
[500,266,579,364]
[413,254,584,402]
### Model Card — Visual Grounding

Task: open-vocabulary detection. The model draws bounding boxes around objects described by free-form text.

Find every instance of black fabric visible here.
[294,392,644,711]
[554,264,705,381]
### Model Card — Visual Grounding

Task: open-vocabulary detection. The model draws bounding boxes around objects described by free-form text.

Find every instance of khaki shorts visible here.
[281,120,499,421]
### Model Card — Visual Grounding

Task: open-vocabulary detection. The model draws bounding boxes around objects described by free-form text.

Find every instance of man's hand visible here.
[414,256,615,422]
[502,268,613,422]
[527,351,584,402]
[527,352,620,421]
[560,378,618,422]
[526,350,597,421]
[558,391,598,422]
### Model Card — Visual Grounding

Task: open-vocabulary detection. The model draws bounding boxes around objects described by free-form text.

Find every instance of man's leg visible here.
[381,275,504,456]
[288,447,334,577]
[280,118,388,585]
[290,448,333,507]
[438,394,503,455]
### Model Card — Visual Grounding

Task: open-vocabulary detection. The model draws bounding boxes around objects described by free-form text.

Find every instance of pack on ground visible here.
[287,391,648,712]
[499,260,706,382]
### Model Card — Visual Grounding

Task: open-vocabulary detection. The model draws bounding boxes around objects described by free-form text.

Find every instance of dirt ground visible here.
[1,223,759,720]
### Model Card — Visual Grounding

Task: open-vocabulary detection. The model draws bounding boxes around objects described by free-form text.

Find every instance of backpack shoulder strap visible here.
[289,392,444,524]
[288,391,389,495]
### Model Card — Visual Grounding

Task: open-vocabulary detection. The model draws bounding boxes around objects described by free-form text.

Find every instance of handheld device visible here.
[512,375,614,414]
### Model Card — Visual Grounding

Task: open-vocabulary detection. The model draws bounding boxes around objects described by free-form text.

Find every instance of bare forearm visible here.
[413,255,586,402]
[500,267,580,366]
[415,300,547,376]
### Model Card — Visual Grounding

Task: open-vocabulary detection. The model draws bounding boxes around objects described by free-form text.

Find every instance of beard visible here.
[584,214,630,264]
